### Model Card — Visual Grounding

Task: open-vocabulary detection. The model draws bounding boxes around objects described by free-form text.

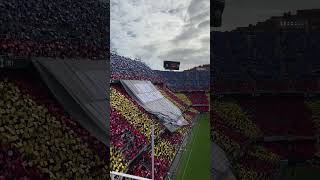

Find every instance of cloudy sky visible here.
[216,0,320,31]
[111,0,210,71]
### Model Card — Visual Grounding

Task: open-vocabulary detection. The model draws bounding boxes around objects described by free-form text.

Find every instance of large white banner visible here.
[121,80,188,132]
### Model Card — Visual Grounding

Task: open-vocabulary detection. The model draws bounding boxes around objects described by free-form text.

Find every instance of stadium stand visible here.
[111,53,163,83]
[157,65,209,91]
[110,53,201,179]
[157,65,210,113]
[0,68,109,179]
[211,30,320,179]
[211,99,283,180]
[0,0,109,178]
[212,31,320,93]
[0,0,108,59]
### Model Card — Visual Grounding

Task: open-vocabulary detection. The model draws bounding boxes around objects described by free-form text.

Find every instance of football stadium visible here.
[110,53,210,180]
[0,0,109,179]
[211,9,320,180]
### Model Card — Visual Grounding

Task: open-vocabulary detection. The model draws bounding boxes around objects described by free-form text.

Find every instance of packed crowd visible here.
[307,99,320,134]
[158,68,210,91]
[212,101,261,139]
[234,145,281,180]
[211,96,320,179]
[184,91,209,112]
[111,53,163,82]
[0,144,44,179]
[0,70,109,179]
[238,97,314,136]
[211,100,282,180]
[306,99,320,160]
[110,83,199,179]
[185,92,209,105]
[0,0,108,59]
[110,108,147,172]
[175,93,193,106]
[109,52,208,178]
[212,31,320,92]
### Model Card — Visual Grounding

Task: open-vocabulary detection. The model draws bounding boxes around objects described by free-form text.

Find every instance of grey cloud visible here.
[187,0,209,17]
[111,0,210,70]
[127,31,137,37]
[189,10,210,24]
[198,20,210,29]
[170,26,198,44]
[200,37,210,45]
[159,46,208,63]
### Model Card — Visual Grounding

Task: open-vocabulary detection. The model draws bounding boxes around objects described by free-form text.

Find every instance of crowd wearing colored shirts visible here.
[0,71,109,179]
[0,0,108,59]
[110,83,199,179]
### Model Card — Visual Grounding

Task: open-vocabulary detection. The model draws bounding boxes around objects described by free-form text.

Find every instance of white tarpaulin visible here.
[121,80,188,132]
[32,58,108,145]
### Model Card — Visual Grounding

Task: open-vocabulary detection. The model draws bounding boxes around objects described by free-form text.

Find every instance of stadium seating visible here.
[158,66,209,91]
[185,92,209,105]
[212,31,320,92]
[306,99,320,158]
[213,120,280,180]
[175,93,193,106]
[111,53,163,82]
[0,144,44,179]
[212,101,261,139]
[238,97,314,136]
[110,82,199,179]
[0,0,108,59]
[211,28,320,180]
[0,71,109,179]
[110,108,147,172]
[0,1,110,178]
[211,96,320,179]
[110,52,209,179]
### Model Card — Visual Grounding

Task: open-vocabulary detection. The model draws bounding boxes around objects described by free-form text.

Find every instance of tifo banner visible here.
[121,80,188,132]
[32,58,109,145]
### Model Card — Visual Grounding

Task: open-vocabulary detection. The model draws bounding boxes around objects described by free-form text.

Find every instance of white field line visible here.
[181,120,201,180]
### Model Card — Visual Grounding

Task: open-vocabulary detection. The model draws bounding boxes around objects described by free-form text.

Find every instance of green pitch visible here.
[174,113,211,180]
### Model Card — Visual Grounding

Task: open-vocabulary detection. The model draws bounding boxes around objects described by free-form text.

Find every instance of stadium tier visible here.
[0,0,108,59]
[0,69,109,179]
[212,31,320,93]
[0,0,109,178]
[111,53,163,83]
[211,95,320,180]
[110,53,205,179]
[157,65,210,91]
[156,65,210,113]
